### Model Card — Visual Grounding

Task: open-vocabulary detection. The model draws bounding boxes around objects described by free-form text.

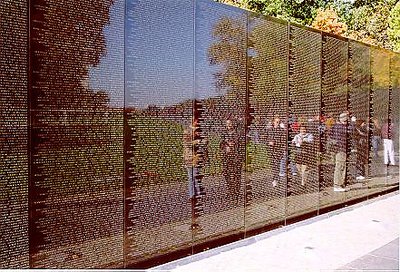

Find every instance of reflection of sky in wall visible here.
[125,0,197,109]
[88,0,124,108]
[89,0,245,109]
[195,0,246,100]
[196,0,222,100]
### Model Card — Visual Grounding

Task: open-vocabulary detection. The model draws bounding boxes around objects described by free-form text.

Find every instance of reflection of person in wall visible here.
[267,116,294,187]
[292,126,314,186]
[353,119,369,180]
[381,119,396,166]
[329,112,348,192]
[220,119,242,204]
[183,117,202,230]
[325,113,335,132]
[371,117,381,158]
[349,115,357,149]
[250,116,262,144]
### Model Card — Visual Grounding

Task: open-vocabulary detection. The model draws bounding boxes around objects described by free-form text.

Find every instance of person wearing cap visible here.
[329,112,348,192]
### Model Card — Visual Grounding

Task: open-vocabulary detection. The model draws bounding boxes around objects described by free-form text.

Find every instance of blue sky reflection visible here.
[89,0,244,109]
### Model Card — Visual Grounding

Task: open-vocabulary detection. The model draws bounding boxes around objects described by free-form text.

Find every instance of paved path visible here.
[338,238,399,271]
[152,191,399,272]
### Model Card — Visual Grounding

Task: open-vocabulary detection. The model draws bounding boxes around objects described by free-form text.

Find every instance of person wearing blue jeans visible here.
[280,152,297,177]
[268,116,295,187]
[183,119,202,230]
[187,166,200,198]
[371,117,381,158]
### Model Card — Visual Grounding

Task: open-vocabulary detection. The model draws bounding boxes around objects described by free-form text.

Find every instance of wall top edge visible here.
[204,0,247,14]
[289,20,323,35]
[247,10,288,26]
[369,43,400,56]
[321,31,348,42]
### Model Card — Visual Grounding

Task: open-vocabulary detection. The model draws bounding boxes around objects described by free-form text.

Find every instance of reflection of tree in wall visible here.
[371,49,390,123]
[249,18,288,118]
[321,36,348,118]
[208,16,287,119]
[391,53,400,151]
[208,16,247,119]
[349,42,370,122]
[207,16,248,175]
[30,0,120,193]
[30,0,124,267]
[31,0,114,109]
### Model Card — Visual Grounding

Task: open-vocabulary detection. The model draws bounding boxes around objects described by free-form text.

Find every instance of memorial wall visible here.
[0,0,399,269]
[0,0,29,268]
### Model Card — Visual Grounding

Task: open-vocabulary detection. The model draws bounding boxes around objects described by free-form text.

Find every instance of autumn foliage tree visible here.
[388,1,400,51]
[346,2,393,49]
[216,0,326,25]
[216,0,399,51]
[312,8,347,35]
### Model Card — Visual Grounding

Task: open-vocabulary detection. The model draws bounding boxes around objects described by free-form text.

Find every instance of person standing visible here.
[183,117,203,230]
[330,112,348,192]
[292,126,314,185]
[371,117,381,158]
[354,119,368,180]
[267,116,288,187]
[220,119,243,204]
[381,119,396,166]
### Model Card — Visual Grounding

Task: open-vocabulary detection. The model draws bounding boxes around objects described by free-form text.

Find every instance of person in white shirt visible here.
[292,126,314,185]
[381,119,396,166]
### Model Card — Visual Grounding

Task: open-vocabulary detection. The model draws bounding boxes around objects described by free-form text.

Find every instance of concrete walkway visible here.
[152,191,399,272]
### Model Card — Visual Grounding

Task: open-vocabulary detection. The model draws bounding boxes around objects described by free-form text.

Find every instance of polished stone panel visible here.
[0,0,398,269]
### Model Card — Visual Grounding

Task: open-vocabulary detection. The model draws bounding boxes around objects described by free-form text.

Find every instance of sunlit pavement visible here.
[152,191,399,272]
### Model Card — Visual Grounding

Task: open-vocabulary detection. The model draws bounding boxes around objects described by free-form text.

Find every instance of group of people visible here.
[266,116,315,187]
[330,113,397,191]
[183,115,245,230]
[182,111,398,229]
[269,112,397,192]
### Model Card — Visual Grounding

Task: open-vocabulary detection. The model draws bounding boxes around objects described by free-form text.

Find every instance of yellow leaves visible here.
[312,8,347,36]
[388,2,400,51]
